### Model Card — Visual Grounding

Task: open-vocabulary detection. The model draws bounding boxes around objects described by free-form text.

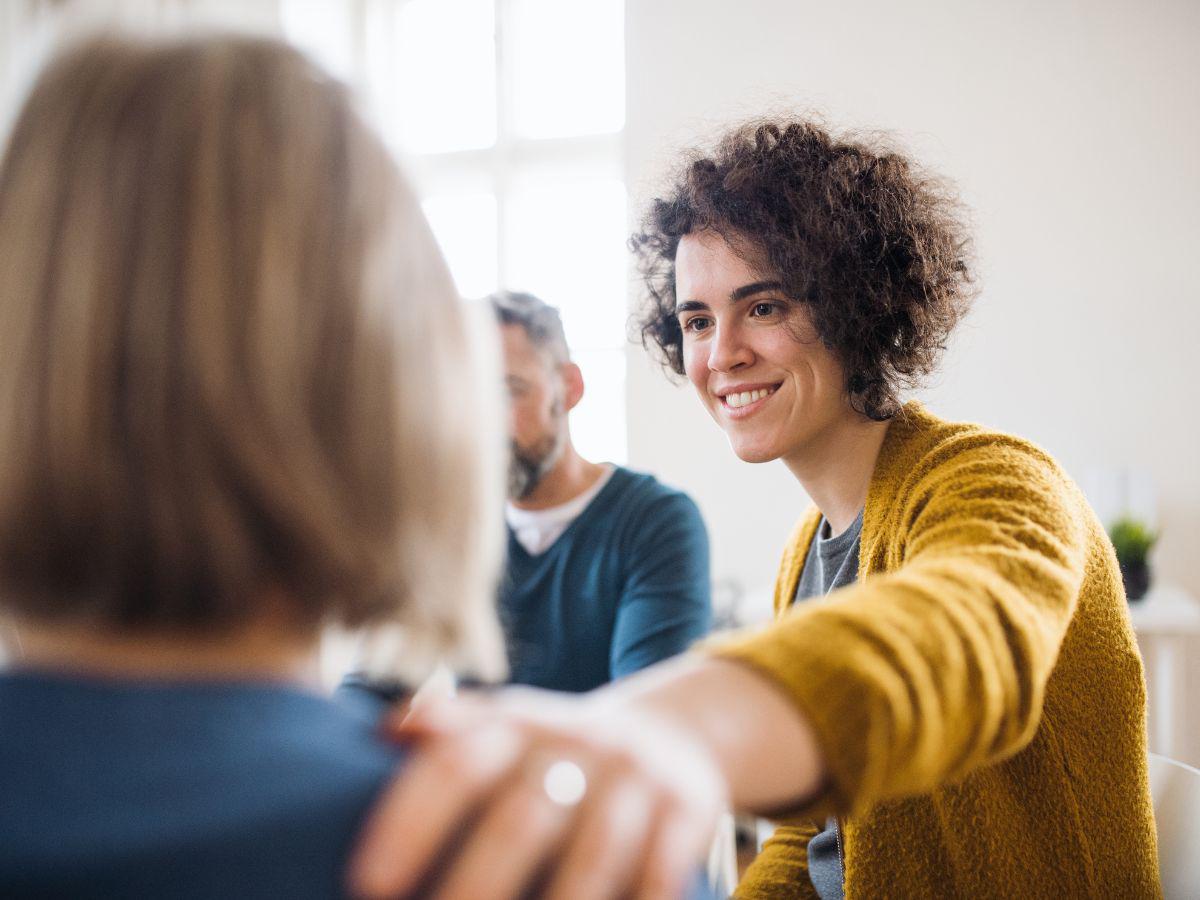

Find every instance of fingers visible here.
[388,689,520,740]
[542,771,656,900]
[353,690,727,900]
[633,803,712,900]
[348,716,523,899]
[386,691,484,737]
[429,755,579,900]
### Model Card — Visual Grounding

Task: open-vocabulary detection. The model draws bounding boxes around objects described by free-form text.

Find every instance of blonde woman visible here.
[0,35,504,896]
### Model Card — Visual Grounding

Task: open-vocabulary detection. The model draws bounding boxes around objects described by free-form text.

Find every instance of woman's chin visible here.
[727,438,780,465]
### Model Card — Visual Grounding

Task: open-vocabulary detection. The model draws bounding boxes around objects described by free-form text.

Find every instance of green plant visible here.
[1107,517,1158,568]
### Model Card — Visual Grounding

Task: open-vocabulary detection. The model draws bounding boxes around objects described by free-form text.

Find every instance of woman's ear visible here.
[561,361,585,413]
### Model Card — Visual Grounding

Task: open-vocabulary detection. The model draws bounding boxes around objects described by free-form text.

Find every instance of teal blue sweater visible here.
[500,467,711,691]
[0,670,401,898]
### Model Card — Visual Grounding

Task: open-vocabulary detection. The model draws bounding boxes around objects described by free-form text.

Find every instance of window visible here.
[282,0,628,464]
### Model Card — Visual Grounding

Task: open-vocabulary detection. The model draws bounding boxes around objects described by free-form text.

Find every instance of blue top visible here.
[0,670,401,899]
[500,466,711,692]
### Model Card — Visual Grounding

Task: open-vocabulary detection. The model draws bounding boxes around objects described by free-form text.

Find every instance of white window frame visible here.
[284,0,629,462]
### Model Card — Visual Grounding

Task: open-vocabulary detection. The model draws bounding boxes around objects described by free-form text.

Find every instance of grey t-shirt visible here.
[794,508,863,900]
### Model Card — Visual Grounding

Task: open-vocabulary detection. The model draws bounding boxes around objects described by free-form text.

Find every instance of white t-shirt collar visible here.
[505,464,616,556]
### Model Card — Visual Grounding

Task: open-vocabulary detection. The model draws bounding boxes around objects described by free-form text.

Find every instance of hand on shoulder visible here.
[349,684,728,900]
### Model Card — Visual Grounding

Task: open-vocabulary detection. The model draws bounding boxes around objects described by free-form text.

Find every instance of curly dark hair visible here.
[631,119,976,420]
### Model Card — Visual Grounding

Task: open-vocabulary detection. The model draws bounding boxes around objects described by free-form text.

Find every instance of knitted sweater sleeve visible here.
[733,821,822,899]
[709,432,1089,819]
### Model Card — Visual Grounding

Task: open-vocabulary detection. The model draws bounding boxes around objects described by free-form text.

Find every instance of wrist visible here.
[594,654,825,812]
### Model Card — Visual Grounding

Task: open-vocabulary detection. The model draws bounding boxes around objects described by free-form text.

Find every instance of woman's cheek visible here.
[682,345,707,395]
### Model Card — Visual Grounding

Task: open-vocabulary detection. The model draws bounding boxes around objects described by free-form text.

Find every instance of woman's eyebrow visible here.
[730,280,784,302]
[674,280,784,316]
[674,299,710,316]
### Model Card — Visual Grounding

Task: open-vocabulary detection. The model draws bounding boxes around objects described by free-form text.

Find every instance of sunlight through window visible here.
[421,192,500,301]
[509,0,624,139]
[283,1,628,462]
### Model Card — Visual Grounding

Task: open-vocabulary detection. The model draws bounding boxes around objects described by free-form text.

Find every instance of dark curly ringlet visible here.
[631,119,976,421]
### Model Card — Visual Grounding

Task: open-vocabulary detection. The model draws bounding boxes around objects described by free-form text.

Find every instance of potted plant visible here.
[1107,517,1158,602]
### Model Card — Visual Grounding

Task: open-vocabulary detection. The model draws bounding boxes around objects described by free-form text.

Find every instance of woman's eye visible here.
[751,302,777,317]
[682,316,712,333]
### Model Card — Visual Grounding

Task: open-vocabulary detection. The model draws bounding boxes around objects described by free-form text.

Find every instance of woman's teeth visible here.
[724,387,775,409]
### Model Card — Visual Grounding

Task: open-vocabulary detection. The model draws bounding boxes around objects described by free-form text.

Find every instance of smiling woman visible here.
[634,120,973,423]
[673,230,854,473]
[347,115,1158,900]
[628,119,1158,898]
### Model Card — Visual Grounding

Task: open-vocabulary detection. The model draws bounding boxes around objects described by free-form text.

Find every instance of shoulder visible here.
[190,691,404,886]
[601,466,707,535]
[606,466,702,513]
[865,403,1091,561]
[0,676,405,897]
[582,469,707,567]
[0,672,404,813]
[877,403,1076,501]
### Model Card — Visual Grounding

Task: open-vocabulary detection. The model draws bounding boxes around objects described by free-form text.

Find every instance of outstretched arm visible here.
[348,437,1089,898]
[712,436,1089,819]
[349,654,824,900]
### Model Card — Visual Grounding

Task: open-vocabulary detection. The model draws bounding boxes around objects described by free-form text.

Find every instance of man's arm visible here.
[610,490,712,680]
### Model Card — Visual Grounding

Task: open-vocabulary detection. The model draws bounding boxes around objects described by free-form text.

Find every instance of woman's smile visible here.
[717,382,781,416]
[674,230,853,466]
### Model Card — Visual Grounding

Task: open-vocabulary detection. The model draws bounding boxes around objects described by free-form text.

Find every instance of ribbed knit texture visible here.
[714,403,1159,899]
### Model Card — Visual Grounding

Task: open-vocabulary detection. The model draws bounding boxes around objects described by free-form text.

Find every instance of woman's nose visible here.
[708,323,753,373]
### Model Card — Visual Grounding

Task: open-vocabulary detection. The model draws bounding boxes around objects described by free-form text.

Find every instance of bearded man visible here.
[491,291,711,691]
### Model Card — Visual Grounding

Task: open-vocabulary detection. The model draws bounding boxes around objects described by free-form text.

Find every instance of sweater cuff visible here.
[700,612,877,820]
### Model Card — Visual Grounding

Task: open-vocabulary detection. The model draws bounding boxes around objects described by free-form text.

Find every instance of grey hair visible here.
[487,290,570,365]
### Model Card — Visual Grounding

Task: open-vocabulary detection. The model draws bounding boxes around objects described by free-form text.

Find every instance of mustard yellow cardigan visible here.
[713,404,1160,898]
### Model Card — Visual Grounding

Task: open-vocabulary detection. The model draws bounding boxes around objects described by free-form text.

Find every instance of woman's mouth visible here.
[719,384,779,416]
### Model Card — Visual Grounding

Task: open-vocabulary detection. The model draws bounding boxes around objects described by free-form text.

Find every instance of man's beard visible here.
[507,431,565,501]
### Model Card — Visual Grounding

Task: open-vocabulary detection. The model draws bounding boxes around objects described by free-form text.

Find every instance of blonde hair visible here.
[0,34,505,679]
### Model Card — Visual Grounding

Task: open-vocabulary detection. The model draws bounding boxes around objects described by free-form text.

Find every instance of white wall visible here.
[623,0,1200,765]
[624,0,1200,609]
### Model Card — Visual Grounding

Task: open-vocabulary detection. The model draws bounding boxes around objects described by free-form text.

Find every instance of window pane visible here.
[396,0,496,153]
[509,0,624,140]
[422,193,499,300]
[504,173,627,350]
[280,0,357,82]
[571,349,627,465]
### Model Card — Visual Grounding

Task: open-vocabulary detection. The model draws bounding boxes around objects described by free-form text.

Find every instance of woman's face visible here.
[674,230,852,466]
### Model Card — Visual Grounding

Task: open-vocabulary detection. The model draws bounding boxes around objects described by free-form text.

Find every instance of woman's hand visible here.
[348,685,728,900]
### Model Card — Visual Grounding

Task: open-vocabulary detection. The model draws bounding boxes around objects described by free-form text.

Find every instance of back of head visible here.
[0,34,503,677]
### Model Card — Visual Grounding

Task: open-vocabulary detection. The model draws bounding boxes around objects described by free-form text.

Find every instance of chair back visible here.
[1149,752,1200,898]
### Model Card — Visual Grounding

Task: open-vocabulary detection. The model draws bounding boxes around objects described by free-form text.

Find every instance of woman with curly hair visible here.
[351,121,1158,899]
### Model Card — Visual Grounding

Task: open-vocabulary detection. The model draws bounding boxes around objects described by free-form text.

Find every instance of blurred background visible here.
[1,0,1197,763]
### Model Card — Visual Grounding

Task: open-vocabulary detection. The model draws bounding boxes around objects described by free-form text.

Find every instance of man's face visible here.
[674,229,851,467]
[500,324,568,500]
